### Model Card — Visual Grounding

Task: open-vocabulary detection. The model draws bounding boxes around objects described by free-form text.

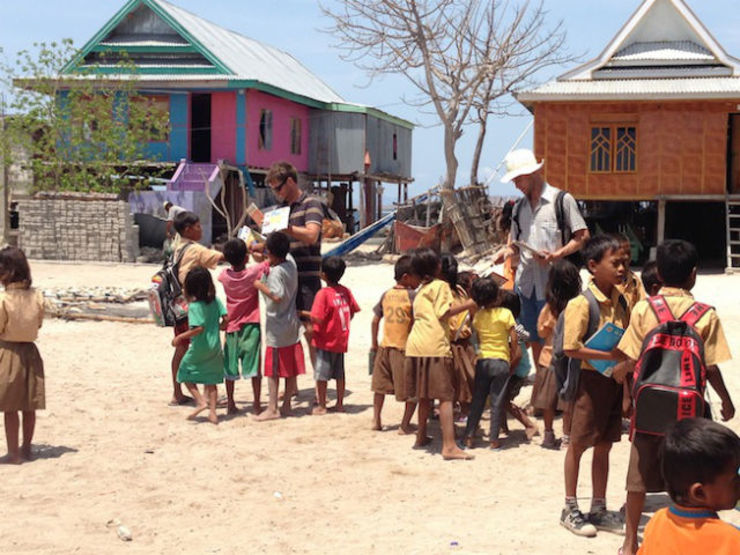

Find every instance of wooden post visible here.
[657,198,666,244]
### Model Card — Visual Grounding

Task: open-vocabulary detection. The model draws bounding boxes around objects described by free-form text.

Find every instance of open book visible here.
[585,322,625,377]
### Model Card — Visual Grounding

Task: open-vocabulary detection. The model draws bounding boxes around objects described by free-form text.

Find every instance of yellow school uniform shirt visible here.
[637,506,740,555]
[373,286,415,350]
[617,269,647,312]
[618,287,731,365]
[473,307,515,362]
[405,279,453,358]
[537,304,557,369]
[448,286,472,341]
[562,280,630,371]
[0,283,44,342]
[176,239,223,284]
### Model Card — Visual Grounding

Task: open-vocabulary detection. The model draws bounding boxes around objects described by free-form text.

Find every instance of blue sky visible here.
[2,0,739,199]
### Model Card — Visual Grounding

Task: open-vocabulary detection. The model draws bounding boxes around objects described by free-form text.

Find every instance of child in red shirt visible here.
[304,256,360,415]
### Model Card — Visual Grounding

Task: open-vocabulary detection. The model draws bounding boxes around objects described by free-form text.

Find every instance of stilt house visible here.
[515,0,740,270]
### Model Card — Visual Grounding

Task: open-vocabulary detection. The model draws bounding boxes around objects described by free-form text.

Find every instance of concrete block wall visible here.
[18,192,140,263]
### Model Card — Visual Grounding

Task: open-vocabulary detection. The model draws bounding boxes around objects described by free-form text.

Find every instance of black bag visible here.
[147,243,192,327]
[512,190,585,267]
[631,296,711,436]
[552,289,627,402]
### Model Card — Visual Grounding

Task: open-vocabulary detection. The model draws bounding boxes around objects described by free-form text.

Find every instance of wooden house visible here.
[20,0,413,241]
[515,0,740,270]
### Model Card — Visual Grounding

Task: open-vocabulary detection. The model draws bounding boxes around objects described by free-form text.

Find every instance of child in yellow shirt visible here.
[463,277,520,449]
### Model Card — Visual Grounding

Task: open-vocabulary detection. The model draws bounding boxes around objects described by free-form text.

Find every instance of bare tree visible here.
[468,1,576,186]
[322,0,575,190]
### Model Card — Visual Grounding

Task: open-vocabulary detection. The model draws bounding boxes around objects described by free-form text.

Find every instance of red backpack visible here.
[631,296,711,436]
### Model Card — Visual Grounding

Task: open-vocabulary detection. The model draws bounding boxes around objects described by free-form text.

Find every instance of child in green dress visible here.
[172,267,228,425]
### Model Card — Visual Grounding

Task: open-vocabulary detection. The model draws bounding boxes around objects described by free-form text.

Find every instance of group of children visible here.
[367,234,738,551]
[169,210,358,424]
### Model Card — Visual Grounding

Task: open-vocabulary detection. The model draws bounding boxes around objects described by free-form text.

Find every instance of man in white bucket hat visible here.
[494,149,589,373]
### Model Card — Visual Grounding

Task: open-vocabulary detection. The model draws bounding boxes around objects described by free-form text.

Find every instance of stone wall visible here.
[18,192,139,263]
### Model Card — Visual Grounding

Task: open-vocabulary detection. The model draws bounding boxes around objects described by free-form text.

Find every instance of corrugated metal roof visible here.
[611,40,714,62]
[516,77,740,102]
[152,0,346,104]
[593,66,732,79]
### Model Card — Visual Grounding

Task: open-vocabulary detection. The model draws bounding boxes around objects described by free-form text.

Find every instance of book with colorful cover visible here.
[585,322,625,377]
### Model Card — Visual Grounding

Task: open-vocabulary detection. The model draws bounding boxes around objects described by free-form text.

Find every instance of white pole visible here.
[484,119,534,188]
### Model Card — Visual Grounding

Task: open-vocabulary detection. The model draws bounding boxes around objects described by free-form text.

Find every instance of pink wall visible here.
[211,91,237,163]
[246,90,309,171]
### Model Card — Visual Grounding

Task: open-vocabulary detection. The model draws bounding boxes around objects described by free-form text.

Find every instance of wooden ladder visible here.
[728,197,740,273]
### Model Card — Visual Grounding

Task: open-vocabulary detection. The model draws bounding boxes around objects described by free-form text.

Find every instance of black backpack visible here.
[552,289,627,402]
[631,296,711,436]
[147,243,191,327]
[512,190,584,267]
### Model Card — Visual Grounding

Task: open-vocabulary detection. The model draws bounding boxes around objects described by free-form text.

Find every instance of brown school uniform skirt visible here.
[371,346,411,401]
[532,365,568,412]
[451,339,476,404]
[405,356,455,402]
[569,370,622,448]
[0,340,45,412]
[626,433,666,494]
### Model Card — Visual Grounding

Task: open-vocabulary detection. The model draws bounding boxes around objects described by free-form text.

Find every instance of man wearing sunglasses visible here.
[254,161,323,364]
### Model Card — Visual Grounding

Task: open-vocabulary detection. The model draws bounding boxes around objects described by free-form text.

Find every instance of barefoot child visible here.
[404,248,474,460]
[637,418,740,554]
[170,211,223,407]
[0,247,45,464]
[463,277,521,449]
[533,259,582,449]
[305,256,360,415]
[498,290,538,441]
[560,235,629,537]
[173,267,227,425]
[253,232,305,420]
[441,253,476,421]
[218,238,267,415]
[371,255,419,432]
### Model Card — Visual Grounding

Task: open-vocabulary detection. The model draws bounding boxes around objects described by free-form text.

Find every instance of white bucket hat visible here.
[500,149,544,183]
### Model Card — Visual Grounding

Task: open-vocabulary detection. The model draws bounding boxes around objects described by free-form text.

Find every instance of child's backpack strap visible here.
[582,288,601,339]
[679,302,712,329]
[647,295,674,324]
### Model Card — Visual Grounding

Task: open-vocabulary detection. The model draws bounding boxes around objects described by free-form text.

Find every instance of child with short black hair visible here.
[0,247,45,464]
[498,290,539,441]
[638,418,740,553]
[560,234,629,537]
[463,277,520,449]
[253,232,304,421]
[371,255,419,432]
[534,259,582,449]
[640,260,662,297]
[173,266,227,425]
[169,211,223,407]
[615,233,646,311]
[218,238,268,415]
[616,239,734,555]
[306,256,360,415]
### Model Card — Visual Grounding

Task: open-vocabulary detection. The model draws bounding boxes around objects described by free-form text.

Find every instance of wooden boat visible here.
[394,220,442,253]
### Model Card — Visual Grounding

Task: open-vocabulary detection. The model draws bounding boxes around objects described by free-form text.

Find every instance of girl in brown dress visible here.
[533,259,581,449]
[0,247,45,464]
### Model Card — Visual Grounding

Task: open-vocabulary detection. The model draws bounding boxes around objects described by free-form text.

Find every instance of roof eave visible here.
[516,91,740,103]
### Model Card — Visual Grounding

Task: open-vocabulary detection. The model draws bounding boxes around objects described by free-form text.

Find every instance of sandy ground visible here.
[2,259,739,554]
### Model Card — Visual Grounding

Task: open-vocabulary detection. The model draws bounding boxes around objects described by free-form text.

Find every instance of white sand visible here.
[3,260,739,554]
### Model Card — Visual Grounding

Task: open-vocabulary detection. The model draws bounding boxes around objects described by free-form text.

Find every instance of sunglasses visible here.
[270,178,288,193]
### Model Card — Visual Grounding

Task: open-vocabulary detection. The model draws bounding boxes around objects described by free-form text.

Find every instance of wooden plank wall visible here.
[533,101,738,199]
